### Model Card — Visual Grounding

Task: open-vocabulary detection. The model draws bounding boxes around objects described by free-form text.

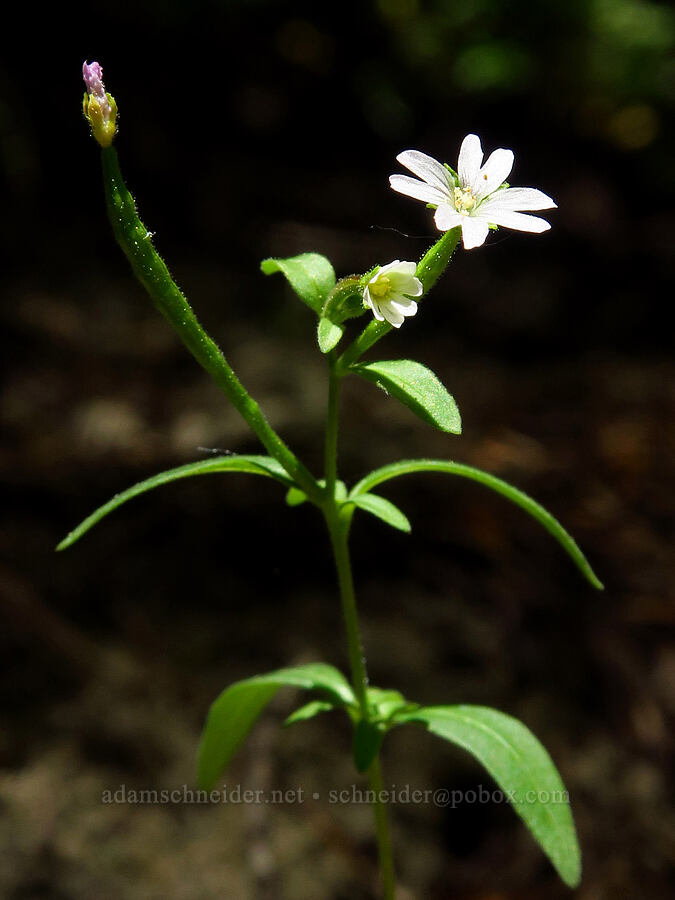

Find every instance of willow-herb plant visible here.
[64,61,604,897]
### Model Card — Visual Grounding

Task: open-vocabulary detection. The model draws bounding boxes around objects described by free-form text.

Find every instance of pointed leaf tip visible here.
[261,253,336,314]
[57,455,295,551]
[395,704,581,887]
[350,459,603,590]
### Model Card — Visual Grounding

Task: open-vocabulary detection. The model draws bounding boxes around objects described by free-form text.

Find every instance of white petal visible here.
[474,148,514,197]
[389,297,418,318]
[457,134,483,189]
[382,302,405,327]
[460,217,490,250]
[480,187,557,211]
[395,150,451,193]
[389,174,450,206]
[375,259,402,277]
[389,277,423,298]
[434,204,464,232]
[377,259,414,277]
[479,208,551,233]
[363,289,385,321]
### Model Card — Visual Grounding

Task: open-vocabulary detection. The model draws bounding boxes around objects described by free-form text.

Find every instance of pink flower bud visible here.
[82,60,117,147]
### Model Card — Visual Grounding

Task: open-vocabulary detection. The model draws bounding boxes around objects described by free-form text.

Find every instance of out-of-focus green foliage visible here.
[368,0,674,150]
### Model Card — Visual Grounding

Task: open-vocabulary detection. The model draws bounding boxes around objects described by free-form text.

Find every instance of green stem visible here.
[322,360,396,899]
[325,506,368,713]
[324,356,340,500]
[368,756,396,900]
[336,319,391,373]
[99,146,321,504]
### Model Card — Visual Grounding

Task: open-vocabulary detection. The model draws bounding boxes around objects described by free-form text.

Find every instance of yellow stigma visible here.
[369,275,391,298]
[454,186,476,214]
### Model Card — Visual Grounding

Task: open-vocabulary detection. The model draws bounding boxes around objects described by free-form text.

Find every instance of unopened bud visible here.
[82,60,117,147]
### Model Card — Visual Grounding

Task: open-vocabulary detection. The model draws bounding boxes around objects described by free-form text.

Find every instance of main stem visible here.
[323,356,396,899]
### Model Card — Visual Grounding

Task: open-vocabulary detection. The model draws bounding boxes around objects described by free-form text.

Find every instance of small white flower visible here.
[363,260,423,328]
[389,134,557,250]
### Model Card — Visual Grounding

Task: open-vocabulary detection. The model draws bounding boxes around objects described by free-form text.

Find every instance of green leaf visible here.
[198,663,355,790]
[395,705,581,888]
[366,687,412,722]
[351,360,462,434]
[352,718,386,773]
[284,700,335,726]
[285,486,308,506]
[57,455,294,551]
[350,492,411,533]
[261,253,336,314]
[350,459,603,590]
[317,317,344,353]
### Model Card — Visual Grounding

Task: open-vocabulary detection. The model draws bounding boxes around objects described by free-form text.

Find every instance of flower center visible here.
[369,275,391,298]
[454,186,477,215]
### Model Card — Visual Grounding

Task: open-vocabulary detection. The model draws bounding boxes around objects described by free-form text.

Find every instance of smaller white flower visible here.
[363,260,423,328]
[389,134,557,250]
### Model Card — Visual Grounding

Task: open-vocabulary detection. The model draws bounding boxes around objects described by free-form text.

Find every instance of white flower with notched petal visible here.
[389,134,557,250]
[363,260,423,328]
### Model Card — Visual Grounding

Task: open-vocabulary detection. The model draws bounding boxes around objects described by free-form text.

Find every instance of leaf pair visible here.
[57,452,603,593]
[197,663,581,888]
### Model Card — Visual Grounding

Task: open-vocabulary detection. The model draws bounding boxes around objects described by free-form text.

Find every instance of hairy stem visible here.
[99,146,321,503]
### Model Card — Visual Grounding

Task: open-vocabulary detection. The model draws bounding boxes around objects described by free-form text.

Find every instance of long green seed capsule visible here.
[98,146,320,501]
[81,68,320,502]
[414,227,461,294]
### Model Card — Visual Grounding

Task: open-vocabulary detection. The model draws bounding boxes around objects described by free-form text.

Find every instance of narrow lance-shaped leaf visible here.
[350,459,603,589]
[261,253,336,314]
[351,360,462,434]
[350,492,411,533]
[394,705,581,888]
[57,455,294,551]
[198,663,355,790]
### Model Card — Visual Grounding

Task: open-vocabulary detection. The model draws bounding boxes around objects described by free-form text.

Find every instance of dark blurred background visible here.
[1,1,673,897]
